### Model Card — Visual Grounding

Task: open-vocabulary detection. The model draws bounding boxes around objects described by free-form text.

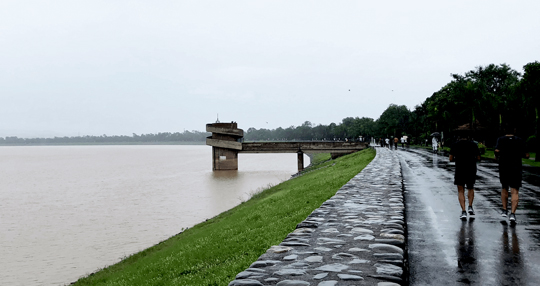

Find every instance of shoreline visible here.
[2,146,297,286]
[0,141,207,146]
[70,149,376,285]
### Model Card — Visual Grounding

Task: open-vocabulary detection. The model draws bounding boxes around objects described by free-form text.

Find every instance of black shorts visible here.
[500,169,522,189]
[454,179,475,189]
[454,169,476,189]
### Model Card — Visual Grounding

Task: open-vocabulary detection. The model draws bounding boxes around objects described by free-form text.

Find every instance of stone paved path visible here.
[228,147,406,286]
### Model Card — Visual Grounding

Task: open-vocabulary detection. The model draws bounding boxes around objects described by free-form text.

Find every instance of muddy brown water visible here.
[0,145,308,286]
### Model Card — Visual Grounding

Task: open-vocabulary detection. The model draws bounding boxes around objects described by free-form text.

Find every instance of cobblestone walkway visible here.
[229,147,406,286]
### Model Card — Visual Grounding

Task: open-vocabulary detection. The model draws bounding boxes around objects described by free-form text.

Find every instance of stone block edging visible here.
[229,148,406,286]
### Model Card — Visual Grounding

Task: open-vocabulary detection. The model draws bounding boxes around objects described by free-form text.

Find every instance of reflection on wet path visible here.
[497,224,524,285]
[456,219,478,284]
[398,147,540,285]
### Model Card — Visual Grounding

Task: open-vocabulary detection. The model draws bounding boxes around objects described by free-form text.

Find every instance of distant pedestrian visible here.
[385,138,390,148]
[495,126,530,223]
[432,137,438,153]
[401,137,405,148]
[393,137,398,150]
[449,135,481,220]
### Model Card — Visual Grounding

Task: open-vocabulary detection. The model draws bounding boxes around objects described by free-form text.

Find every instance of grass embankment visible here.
[482,149,540,167]
[73,148,376,286]
[411,145,540,167]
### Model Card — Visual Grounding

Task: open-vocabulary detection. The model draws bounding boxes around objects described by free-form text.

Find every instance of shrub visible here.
[478,142,486,155]
[527,135,536,152]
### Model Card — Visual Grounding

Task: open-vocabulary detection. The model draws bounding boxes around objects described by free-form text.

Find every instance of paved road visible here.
[397,147,540,285]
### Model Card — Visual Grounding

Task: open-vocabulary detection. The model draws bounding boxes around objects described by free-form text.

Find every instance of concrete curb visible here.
[229,147,407,286]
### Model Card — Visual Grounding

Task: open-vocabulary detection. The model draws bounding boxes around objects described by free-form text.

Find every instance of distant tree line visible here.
[0,131,210,145]
[244,118,375,142]
[245,61,540,156]
[4,61,539,154]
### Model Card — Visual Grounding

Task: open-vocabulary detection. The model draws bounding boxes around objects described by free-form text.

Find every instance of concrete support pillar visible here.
[212,147,239,170]
[297,151,304,172]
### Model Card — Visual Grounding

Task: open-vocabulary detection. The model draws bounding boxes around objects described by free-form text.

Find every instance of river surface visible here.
[0,145,308,286]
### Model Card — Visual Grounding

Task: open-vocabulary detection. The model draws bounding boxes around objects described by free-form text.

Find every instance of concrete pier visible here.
[297,151,304,172]
[206,123,243,171]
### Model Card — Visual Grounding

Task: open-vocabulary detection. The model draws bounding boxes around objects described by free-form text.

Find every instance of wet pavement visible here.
[228,146,540,285]
[400,147,540,285]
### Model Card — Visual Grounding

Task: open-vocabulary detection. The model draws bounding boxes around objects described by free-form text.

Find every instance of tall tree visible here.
[377,104,411,138]
[464,64,521,134]
[521,61,540,160]
[449,75,480,131]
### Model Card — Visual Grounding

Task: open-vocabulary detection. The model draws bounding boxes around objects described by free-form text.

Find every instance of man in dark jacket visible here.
[495,126,530,223]
[449,135,481,220]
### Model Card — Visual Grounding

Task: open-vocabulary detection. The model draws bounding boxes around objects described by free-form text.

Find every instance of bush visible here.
[478,142,486,155]
[527,135,536,152]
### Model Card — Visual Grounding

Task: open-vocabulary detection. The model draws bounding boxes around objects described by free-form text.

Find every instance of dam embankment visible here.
[72,149,377,285]
[228,147,406,286]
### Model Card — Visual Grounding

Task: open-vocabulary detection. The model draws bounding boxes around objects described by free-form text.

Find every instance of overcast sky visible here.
[1,1,539,137]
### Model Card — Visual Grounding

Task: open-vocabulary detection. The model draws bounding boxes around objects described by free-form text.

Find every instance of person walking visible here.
[449,135,481,220]
[393,137,399,150]
[495,126,530,223]
[385,138,390,149]
[432,137,438,153]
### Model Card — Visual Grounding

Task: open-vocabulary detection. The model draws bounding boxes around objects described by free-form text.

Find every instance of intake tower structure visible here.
[206,122,243,171]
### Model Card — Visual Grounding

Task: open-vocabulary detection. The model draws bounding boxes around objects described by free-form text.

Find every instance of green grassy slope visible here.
[73,149,376,286]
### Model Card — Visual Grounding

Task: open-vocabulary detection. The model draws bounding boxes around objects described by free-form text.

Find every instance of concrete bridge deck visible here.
[205,138,368,154]
[241,141,368,154]
[206,122,368,171]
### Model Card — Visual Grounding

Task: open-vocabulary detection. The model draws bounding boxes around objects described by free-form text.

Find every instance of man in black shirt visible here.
[495,127,530,223]
[449,136,481,220]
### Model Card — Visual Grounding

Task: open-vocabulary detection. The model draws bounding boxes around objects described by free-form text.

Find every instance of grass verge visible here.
[482,149,540,167]
[72,148,376,286]
[411,145,540,167]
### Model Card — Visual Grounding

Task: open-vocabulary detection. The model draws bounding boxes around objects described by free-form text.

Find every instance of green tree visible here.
[463,64,521,134]
[296,121,313,140]
[377,104,411,138]
[449,75,480,131]
[520,61,540,160]
[410,104,429,144]
[353,117,376,140]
